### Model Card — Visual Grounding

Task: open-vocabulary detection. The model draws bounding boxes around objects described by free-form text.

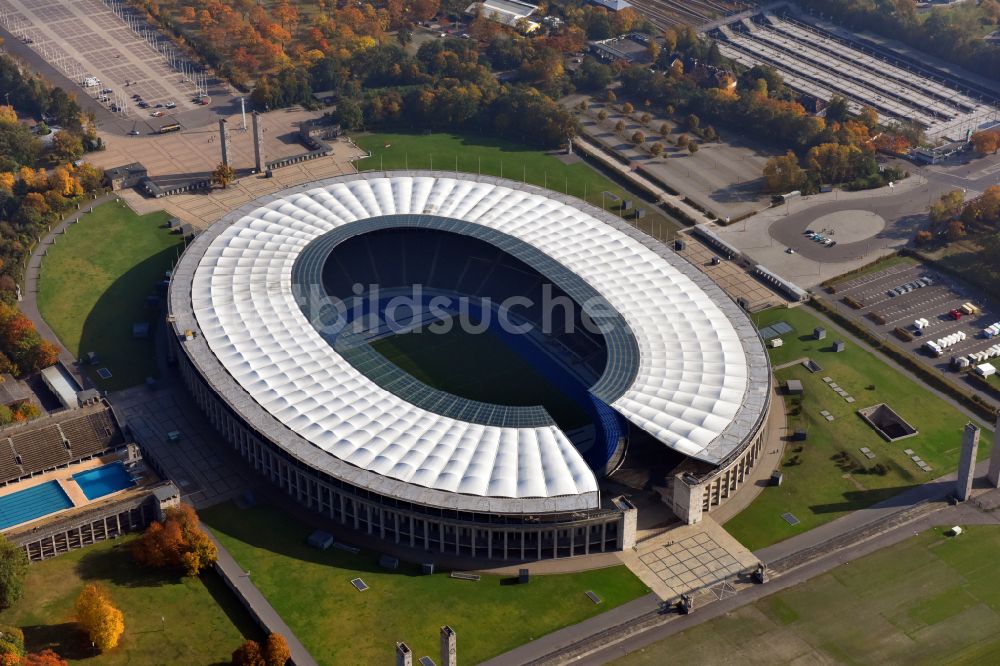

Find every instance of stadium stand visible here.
[0,402,124,486]
[319,226,630,473]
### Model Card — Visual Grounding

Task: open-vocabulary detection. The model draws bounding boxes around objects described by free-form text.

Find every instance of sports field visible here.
[371,326,590,428]
[354,132,682,241]
[617,526,1000,665]
[37,200,181,390]
[0,535,259,664]
[201,501,649,665]
[724,306,984,551]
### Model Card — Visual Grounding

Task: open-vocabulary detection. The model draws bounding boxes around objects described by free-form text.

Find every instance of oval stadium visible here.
[168,173,771,561]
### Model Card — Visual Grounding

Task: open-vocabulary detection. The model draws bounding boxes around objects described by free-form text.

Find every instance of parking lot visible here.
[822,260,1000,408]
[0,0,203,117]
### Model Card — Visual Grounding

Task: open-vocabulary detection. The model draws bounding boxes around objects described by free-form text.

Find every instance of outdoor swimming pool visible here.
[72,462,135,501]
[0,481,73,530]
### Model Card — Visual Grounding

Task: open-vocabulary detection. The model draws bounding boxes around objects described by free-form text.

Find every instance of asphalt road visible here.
[766,152,1000,264]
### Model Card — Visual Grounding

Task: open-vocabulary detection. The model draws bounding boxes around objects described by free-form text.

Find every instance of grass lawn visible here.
[0,535,259,664]
[200,501,650,665]
[37,201,181,390]
[723,306,985,552]
[616,525,1000,665]
[354,132,682,240]
[371,326,589,428]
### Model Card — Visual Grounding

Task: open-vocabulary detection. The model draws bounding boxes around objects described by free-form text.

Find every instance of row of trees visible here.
[314,37,576,148]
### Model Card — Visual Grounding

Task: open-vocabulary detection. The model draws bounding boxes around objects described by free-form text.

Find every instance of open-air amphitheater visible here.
[714,10,1000,142]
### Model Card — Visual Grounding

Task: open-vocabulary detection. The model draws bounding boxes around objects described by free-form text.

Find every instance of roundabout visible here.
[805,210,886,244]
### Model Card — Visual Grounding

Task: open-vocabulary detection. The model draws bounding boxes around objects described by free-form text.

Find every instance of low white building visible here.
[466,0,540,32]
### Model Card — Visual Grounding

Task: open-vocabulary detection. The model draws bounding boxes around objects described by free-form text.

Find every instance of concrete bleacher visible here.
[0,402,124,485]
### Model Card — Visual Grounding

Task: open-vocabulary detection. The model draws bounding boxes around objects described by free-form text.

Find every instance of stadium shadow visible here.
[807,478,954,515]
[201,500,431,579]
[76,244,180,390]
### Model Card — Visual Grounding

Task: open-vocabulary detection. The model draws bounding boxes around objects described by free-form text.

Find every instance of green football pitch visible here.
[370,326,590,429]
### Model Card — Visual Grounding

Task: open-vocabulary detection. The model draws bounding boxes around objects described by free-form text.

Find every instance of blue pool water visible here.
[0,481,73,530]
[72,462,135,501]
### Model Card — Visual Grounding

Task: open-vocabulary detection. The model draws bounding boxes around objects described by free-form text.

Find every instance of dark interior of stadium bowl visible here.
[294,218,646,477]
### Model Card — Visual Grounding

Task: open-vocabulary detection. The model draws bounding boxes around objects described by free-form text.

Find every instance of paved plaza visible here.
[88,107,348,176]
[0,0,203,116]
[113,382,254,508]
[619,517,759,601]
[676,233,784,310]
[119,139,364,227]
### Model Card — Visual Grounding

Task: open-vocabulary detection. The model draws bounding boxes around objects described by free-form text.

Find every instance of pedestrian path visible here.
[203,527,318,666]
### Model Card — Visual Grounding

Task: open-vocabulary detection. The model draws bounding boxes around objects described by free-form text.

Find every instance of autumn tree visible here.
[971,130,1000,155]
[232,639,265,666]
[74,585,124,652]
[264,633,291,666]
[621,102,633,115]
[212,162,235,188]
[915,229,933,245]
[597,109,608,122]
[684,114,699,131]
[649,142,664,157]
[614,119,625,134]
[947,219,966,241]
[688,142,699,154]
[50,131,84,162]
[675,134,688,148]
[0,623,23,660]
[22,650,69,666]
[630,131,645,145]
[639,112,651,125]
[658,122,669,137]
[132,504,218,576]
[930,189,965,224]
[762,151,806,193]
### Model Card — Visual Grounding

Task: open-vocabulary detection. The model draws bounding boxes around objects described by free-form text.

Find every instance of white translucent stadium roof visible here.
[170,173,769,513]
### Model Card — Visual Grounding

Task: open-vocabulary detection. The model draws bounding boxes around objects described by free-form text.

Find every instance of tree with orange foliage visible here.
[22,650,68,666]
[0,173,13,192]
[0,106,15,124]
[231,639,265,666]
[971,130,1000,155]
[264,633,290,666]
[271,1,300,30]
[132,504,217,576]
